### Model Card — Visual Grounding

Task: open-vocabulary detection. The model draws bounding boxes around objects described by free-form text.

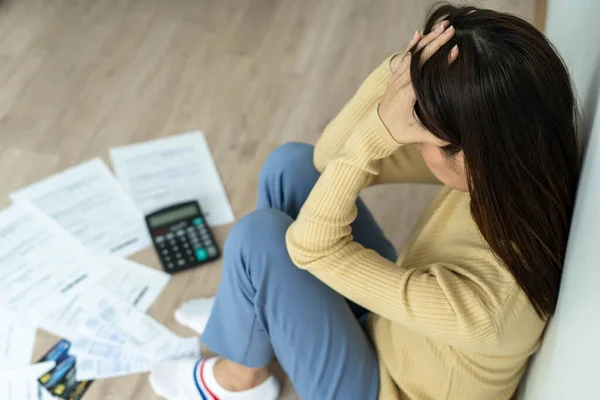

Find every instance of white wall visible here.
[519,0,600,399]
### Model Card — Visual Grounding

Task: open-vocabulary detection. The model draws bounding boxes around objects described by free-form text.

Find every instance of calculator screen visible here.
[148,204,199,228]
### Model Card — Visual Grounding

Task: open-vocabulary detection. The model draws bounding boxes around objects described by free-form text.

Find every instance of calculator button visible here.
[182,243,189,249]
[175,253,182,258]
[169,240,176,246]
[195,248,208,261]
[165,256,171,261]
[166,262,174,269]
[173,245,179,251]
[176,230,185,237]
[185,249,192,255]
[188,257,195,262]
[161,249,169,255]
[187,226,195,232]
[207,246,217,257]
[155,236,165,243]
[193,217,204,226]
[166,233,175,239]
[177,259,186,267]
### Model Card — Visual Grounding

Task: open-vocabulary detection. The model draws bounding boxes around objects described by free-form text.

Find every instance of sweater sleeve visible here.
[313,55,438,185]
[286,106,497,344]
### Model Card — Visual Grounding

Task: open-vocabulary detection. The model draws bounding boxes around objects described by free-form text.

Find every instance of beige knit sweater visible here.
[285,55,546,400]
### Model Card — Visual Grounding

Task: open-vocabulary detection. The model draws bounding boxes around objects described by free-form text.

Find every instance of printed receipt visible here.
[71,287,199,380]
[10,158,151,257]
[39,285,198,380]
[110,131,235,226]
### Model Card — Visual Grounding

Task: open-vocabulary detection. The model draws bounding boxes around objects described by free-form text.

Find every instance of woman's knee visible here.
[224,208,294,265]
[259,142,314,184]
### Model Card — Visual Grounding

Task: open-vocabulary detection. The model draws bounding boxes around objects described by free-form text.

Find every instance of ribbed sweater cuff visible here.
[345,105,402,163]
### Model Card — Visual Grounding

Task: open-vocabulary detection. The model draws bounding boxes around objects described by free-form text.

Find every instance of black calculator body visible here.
[145,201,220,273]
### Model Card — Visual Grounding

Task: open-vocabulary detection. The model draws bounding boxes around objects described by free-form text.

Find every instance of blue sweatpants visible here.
[202,142,398,400]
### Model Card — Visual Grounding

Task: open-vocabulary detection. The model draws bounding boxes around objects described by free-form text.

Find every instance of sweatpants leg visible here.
[201,143,397,400]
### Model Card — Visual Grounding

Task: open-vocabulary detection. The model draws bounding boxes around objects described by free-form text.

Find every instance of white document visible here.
[75,288,187,358]
[0,203,109,323]
[99,254,170,312]
[70,337,144,360]
[40,255,169,339]
[76,354,152,381]
[0,310,37,370]
[10,158,151,257]
[74,337,199,381]
[0,361,55,400]
[110,131,235,226]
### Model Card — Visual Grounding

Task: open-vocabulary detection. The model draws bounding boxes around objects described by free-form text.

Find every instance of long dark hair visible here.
[410,5,582,319]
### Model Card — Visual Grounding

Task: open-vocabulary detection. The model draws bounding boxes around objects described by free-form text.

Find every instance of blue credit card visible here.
[51,366,93,400]
[37,339,94,399]
[39,356,76,389]
[40,339,71,363]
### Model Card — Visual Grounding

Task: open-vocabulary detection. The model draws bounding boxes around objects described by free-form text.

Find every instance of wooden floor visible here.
[0,0,537,398]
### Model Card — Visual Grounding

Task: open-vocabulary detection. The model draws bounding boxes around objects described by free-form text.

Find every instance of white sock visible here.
[174,297,216,334]
[149,357,280,400]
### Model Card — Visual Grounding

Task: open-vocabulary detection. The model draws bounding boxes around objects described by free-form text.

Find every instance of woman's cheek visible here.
[419,144,444,174]
[419,144,456,187]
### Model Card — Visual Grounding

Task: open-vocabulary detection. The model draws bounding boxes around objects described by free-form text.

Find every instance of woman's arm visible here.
[313,55,438,185]
[287,107,496,344]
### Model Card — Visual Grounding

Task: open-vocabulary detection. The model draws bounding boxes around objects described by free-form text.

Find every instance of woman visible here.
[150,5,581,400]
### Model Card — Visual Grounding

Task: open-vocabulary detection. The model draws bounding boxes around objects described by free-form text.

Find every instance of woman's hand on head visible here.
[379,22,458,145]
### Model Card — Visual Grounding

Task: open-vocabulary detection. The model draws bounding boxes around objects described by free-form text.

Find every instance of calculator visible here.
[145,201,220,273]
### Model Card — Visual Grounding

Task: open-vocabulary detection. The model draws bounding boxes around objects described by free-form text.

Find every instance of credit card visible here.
[37,339,94,399]
[39,339,71,363]
[52,366,93,400]
[39,355,75,389]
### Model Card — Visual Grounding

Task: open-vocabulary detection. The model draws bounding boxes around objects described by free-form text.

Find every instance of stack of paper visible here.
[0,131,232,384]
[0,204,190,379]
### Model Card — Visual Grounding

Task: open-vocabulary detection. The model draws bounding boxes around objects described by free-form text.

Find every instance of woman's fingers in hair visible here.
[448,45,459,64]
[405,30,422,53]
[390,31,422,73]
[415,20,449,51]
[419,25,455,66]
